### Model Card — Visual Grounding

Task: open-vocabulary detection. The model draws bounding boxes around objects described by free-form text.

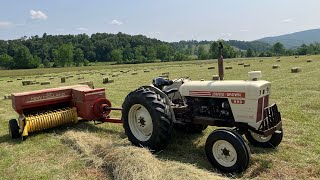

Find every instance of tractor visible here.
[121,43,283,173]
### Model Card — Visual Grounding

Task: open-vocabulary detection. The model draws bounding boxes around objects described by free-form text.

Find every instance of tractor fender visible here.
[142,85,176,123]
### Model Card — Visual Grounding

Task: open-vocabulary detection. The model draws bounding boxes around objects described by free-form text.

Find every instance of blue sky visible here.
[0,0,319,42]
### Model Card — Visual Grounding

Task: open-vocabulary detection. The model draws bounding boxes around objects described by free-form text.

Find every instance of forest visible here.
[1,32,320,69]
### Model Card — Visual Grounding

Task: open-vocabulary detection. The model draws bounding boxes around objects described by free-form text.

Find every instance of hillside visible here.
[257,29,320,49]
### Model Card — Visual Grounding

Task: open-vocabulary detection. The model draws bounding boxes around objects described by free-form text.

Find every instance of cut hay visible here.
[207,67,215,69]
[225,66,233,70]
[49,77,54,80]
[244,64,250,67]
[291,67,302,73]
[212,75,220,80]
[61,131,227,180]
[40,82,50,85]
[272,65,280,69]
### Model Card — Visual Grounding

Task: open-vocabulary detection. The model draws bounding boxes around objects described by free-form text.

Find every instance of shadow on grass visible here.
[0,120,124,144]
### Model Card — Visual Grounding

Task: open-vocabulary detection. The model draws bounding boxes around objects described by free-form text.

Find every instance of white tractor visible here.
[121,43,283,173]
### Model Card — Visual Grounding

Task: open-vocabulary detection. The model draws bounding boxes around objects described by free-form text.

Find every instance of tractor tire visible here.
[122,87,173,152]
[205,129,250,173]
[9,119,20,139]
[245,128,283,148]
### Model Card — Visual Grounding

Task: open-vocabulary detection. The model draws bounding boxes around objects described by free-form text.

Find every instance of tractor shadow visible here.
[156,128,279,178]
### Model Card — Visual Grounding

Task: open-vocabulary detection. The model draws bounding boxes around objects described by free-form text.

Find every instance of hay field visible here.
[0,56,319,179]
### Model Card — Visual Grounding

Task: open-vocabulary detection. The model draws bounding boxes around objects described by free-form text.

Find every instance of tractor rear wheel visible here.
[122,87,173,152]
[205,129,250,173]
[245,129,283,148]
[9,119,20,139]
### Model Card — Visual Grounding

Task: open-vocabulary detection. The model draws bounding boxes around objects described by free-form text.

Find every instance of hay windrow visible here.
[61,131,228,180]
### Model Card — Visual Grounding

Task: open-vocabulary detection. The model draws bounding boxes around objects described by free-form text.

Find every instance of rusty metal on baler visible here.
[9,84,122,140]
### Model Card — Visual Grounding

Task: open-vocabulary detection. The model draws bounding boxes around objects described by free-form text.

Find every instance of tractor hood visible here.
[179,80,271,100]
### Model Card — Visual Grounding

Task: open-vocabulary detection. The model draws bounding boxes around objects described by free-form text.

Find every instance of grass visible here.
[0,55,320,179]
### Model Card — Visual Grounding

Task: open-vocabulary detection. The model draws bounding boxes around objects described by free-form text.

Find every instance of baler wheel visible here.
[122,87,173,152]
[9,119,20,139]
[205,129,250,173]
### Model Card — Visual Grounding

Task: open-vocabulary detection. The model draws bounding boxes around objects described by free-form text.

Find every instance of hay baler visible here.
[9,85,122,140]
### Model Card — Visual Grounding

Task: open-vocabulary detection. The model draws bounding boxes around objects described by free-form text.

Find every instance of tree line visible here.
[1,32,320,69]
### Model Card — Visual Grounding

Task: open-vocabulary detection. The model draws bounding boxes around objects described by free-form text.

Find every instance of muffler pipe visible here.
[218,42,224,80]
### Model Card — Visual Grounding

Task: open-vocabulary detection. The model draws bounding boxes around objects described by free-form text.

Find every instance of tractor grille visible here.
[258,103,282,136]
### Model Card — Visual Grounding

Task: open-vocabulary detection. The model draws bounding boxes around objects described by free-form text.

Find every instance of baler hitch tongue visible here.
[22,108,78,138]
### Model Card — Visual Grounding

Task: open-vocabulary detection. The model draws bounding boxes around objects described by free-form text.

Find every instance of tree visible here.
[0,54,14,69]
[273,42,285,56]
[209,41,219,59]
[246,48,254,57]
[74,48,84,66]
[111,49,123,63]
[57,44,74,67]
[13,45,38,69]
[197,45,209,60]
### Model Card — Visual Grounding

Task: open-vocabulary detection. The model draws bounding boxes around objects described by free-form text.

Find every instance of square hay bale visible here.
[272,65,280,69]
[144,70,150,73]
[259,60,263,62]
[100,73,106,75]
[276,59,281,62]
[208,67,215,69]
[225,66,233,70]
[291,67,302,73]
[49,77,54,80]
[79,81,94,89]
[162,72,170,75]
[306,59,312,62]
[40,82,50,85]
[61,77,66,83]
[103,77,114,84]
[76,73,81,75]
[238,63,244,65]
[7,80,13,83]
[17,78,23,80]
[78,77,84,80]
[22,80,32,86]
[4,95,11,100]
[112,74,118,77]
[131,72,138,75]
[295,56,299,58]
[212,75,220,80]
[244,64,250,67]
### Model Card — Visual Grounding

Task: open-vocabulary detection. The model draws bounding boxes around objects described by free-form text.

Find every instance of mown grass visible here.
[0,55,319,179]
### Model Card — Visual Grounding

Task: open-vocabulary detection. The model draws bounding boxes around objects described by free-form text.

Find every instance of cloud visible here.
[282,18,294,23]
[220,33,232,37]
[110,19,123,26]
[30,10,48,20]
[0,21,12,28]
[76,27,88,31]
[240,29,249,32]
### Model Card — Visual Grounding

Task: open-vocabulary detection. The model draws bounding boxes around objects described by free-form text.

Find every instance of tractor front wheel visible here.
[245,129,283,148]
[205,129,250,173]
[9,119,20,139]
[122,87,173,152]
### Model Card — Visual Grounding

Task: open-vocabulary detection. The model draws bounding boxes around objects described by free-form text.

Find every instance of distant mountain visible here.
[257,29,320,49]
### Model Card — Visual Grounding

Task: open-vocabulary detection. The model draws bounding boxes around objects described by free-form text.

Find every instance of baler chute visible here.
[9,85,122,140]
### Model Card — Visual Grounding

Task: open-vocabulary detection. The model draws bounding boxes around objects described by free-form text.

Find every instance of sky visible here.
[0,0,320,42]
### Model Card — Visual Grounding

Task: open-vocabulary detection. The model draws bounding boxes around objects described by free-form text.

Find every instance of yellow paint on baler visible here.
[22,108,78,137]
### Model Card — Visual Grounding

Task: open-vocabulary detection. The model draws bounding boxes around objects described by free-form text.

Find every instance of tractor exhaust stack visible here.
[218,42,224,80]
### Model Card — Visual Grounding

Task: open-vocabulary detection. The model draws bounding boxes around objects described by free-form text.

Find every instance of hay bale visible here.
[238,62,244,65]
[7,80,13,83]
[103,77,114,84]
[208,67,215,69]
[295,56,299,58]
[61,77,66,83]
[100,73,106,75]
[291,67,302,73]
[306,59,312,62]
[272,65,280,69]
[78,77,84,80]
[276,59,281,62]
[79,81,94,89]
[244,64,250,67]
[259,60,263,62]
[212,75,220,80]
[144,70,150,73]
[22,80,32,86]
[49,77,54,80]
[40,82,50,85]
[17,78,23,80]
[131,72,138,75]
[112,74,118,77]
[162,72,169,75]
[225,66,233,70]
[76,73,81,75]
